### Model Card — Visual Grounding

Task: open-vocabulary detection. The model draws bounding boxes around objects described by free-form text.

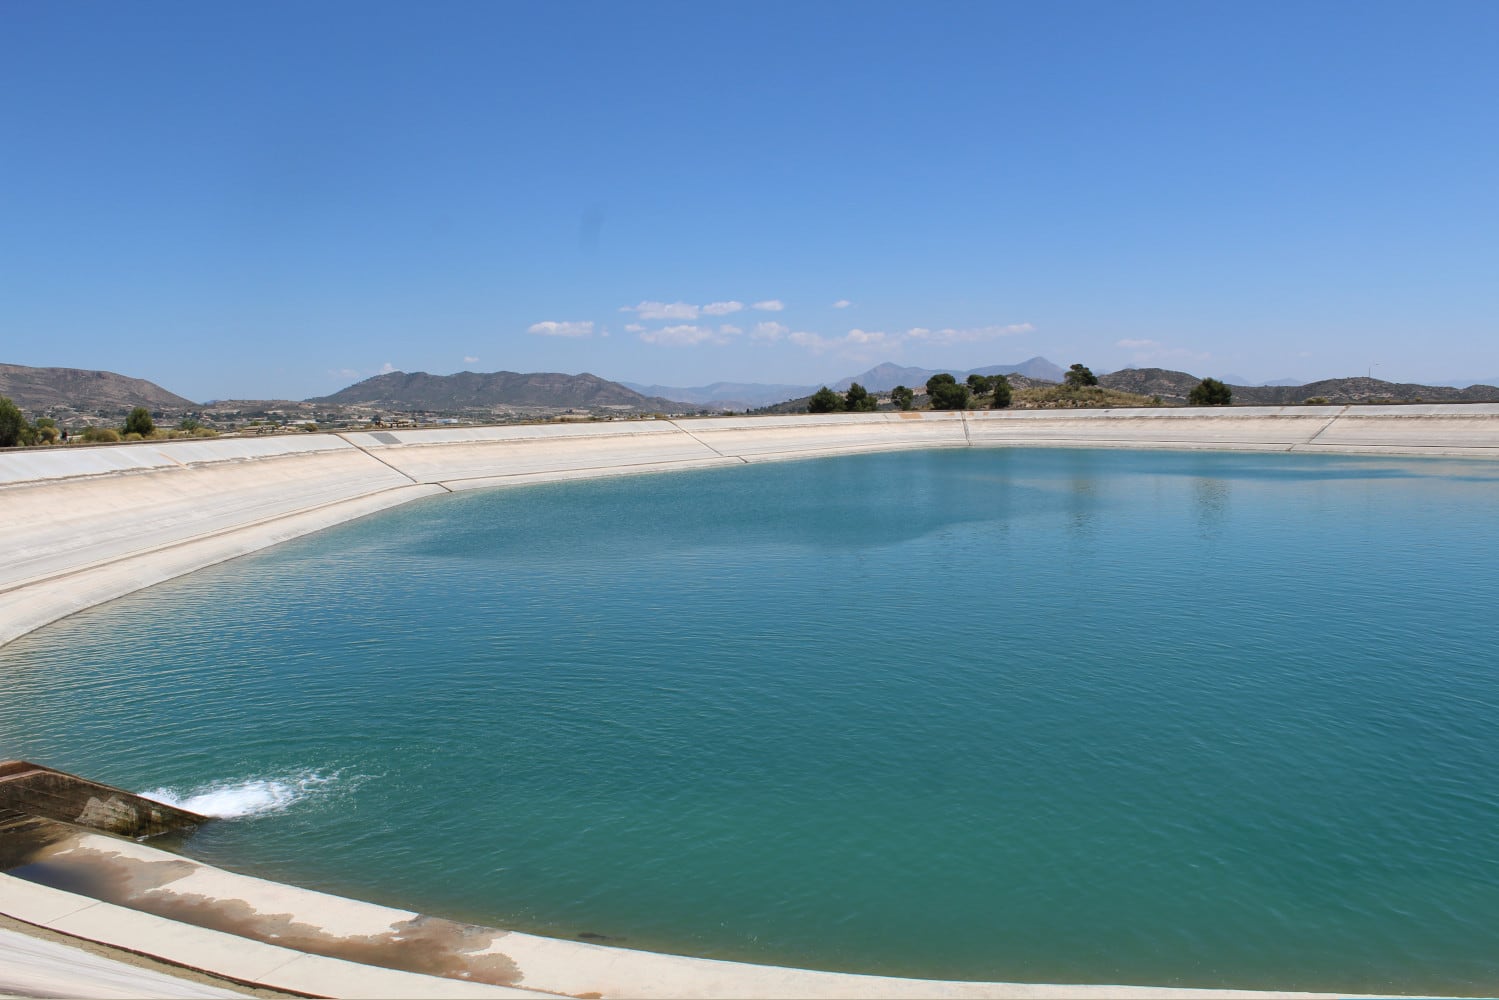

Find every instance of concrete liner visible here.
[0,838,1354,1000]
[345,421,726,484]
[0,433,358,487]
[1,449,417,591]
[0,484,442,647]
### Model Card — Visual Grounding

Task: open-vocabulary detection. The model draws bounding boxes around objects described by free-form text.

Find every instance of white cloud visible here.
[463,355,479,364]
[905,323,1034,345]
[720,324,743,335]
[379,362,397,374]
[701,300,744,316]
[832,299,852,309]
[624,323,646,333]
[788,330,828,350]
[639,324,722,347]
[752,299,785,312]
[623,300,699,320]
[752,321,789,342]
[528,320,595,338]
[845,328,894,346]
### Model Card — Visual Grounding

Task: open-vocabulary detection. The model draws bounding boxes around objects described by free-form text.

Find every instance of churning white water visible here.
[140,769,339,819]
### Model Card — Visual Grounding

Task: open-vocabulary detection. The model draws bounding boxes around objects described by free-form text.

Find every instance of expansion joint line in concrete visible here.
[1297,406,1352,451]
[960,412,973,446]
[334,434,452,490]
[667,420,748,463]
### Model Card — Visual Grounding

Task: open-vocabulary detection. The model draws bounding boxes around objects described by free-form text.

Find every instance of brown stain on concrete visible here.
[133,894,523,986]
[0,813,74,870]
[10,839,522,986]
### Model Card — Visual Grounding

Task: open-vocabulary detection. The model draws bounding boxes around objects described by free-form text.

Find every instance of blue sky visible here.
[3,1,1496,401]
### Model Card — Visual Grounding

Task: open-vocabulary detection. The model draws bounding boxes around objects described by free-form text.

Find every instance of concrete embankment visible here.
[3,405,1499,648]
[0,826,1353,999]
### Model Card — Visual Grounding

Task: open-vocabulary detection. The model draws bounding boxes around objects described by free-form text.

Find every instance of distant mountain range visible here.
[625,357,1067,409]
[5,360,1499,424]
[1100,368,1499,405]
[309,370,687,413]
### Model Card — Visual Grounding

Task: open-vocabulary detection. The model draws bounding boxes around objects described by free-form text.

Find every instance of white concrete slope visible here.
[4,405,1499,648]
[0,833,1355,1000]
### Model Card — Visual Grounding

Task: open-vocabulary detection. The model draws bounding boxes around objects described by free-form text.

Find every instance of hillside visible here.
[626,358,1066,409]
[0,363,196,414]
[310,370,692,413]
[831,357,1064,392]
[620,380,811,410]
[1100,368,1499,405]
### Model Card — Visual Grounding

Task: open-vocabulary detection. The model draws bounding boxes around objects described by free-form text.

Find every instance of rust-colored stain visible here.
[897,411,923,419]
[12,840,523,987]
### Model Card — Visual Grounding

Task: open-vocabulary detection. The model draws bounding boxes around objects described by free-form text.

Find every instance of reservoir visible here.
[3,446,1498,995]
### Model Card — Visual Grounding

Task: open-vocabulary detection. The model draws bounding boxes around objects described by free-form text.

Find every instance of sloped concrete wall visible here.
[3,406,1499,646]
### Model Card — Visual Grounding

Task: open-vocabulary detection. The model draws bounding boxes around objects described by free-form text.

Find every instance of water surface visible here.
[4,448,1498,994]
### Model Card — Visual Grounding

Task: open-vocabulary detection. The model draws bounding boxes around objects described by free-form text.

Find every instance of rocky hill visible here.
[831,357,1065,392]
[310,370,692,414]
[0,363,196,415]
[1100,368,1499,405]
[620,379,811,410]
[627,358,1067,409]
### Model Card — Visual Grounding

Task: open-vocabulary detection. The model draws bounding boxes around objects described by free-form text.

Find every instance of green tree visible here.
[123,406,155,436]
[1188,377,1232,406]
[1065,364,1099,387]
[844,382,877,412]
[0,397,27,447]
[966,373,996,395]
[891,385,915,411]
[990,374,1013,409]
[926,373,971,410]
[807,386,843,413]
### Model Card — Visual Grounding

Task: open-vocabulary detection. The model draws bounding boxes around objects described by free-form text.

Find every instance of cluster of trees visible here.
[799,362,1231,414]
[807,373,1017,413]
[918,372,1015,410]
[0,400,221,448]
[807,381,879,413]
[0,397,62,447]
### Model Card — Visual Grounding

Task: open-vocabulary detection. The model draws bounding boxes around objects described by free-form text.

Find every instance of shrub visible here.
[926,374,970,410]
[1188,378,1233,406]
[891,385,915,411]
[83,426,121,443]
[1304,396,1329,405]
[844,382,877,412]
[123,406,155,436]
[990,375,1013,409]
[808,386,843,413]
[1065,364,1099,387]
[0,396,26,447]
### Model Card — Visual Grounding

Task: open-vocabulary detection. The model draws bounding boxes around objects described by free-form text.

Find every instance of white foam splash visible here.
[139,769,339,819]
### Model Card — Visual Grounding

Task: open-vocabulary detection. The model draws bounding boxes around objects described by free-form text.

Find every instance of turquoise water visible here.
[4,447,1499,994]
